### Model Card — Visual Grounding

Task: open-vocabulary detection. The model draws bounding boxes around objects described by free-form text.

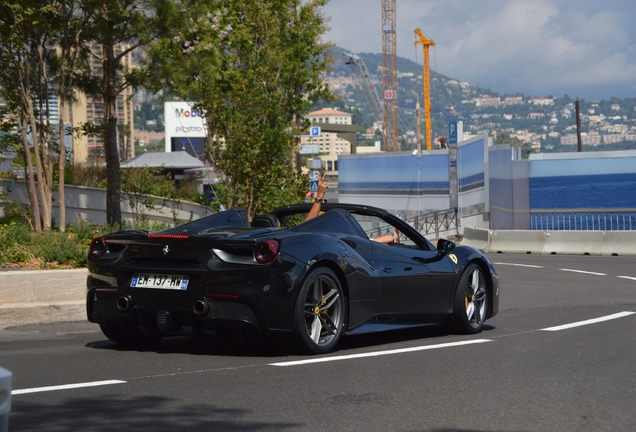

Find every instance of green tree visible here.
[50,0,91,231]
[78,0,164,226]
[0,0,59,231]
[120,166,174,222]
[146,0,333,220]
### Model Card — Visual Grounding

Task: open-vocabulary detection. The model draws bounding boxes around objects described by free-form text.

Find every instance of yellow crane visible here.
[414,28,435,151]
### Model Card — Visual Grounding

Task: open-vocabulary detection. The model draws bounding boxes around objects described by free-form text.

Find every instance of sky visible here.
[321,0,636,101]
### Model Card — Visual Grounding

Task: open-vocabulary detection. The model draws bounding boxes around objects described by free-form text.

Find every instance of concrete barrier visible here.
[462,229,636,256]
[0,269,87,329]
[601,231,636,256]
[542,231,604,255]
[460,227,491,251]
[487,230,545,254]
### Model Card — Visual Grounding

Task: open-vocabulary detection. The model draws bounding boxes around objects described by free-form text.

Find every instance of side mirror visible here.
[436,238,456,255]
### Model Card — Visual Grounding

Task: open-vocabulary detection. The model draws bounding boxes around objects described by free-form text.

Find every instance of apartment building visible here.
[63,43,135,164]
[301,108,353,155]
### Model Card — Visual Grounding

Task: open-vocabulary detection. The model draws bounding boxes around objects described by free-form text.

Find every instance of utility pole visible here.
[575,100,582,152]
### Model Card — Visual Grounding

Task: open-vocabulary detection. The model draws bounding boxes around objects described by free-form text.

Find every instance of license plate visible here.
[130,273,189,290]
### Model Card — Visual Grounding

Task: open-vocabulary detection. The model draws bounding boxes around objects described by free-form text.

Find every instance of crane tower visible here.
[414,28,435,151]
[344,53,383,121]
[381,0,399,152]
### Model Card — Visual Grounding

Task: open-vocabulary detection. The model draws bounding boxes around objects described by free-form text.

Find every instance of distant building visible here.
[64,43,135,163]
[475,96,501,107]
[503,96,524,105]
[530,97,554,106]
[560,134,602,146]
[301,108,353,155]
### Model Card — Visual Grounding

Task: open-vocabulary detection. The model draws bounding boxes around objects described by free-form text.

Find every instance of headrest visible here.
[251,214,279,227]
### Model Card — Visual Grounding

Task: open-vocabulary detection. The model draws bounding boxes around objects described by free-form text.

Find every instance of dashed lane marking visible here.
[12,380,126,396]
[540,311,636,332]
[268,339,493,367]
[559,268,606,276]
[493,262,544,268]
[618,276,636,281]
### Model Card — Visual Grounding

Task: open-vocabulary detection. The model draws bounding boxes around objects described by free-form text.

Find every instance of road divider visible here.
[461,228,636,256]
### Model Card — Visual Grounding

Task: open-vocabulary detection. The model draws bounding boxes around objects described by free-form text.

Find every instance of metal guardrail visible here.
[407,208,459,238]
[363,208,459,241]
[531,209,636,231]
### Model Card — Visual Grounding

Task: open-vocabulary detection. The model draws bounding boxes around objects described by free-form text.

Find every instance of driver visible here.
[304,174,398,245]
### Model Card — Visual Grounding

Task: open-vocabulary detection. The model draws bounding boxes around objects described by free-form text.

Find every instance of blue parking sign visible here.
[310,126,321,137]
[449,121,458,144]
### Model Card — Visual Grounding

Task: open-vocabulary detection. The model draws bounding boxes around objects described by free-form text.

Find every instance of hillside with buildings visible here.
[319,47,636,154]
[133,46,636,157]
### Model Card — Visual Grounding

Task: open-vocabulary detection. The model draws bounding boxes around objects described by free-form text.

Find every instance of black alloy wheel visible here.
[451,263,488,334]
[292,267,346,354]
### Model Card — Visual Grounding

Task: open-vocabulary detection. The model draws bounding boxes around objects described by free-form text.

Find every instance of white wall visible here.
[0,180,214,226]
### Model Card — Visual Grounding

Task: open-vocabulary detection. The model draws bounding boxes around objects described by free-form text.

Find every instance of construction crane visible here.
[381,0,399,152]
[414,28,435,151]
[343,53,383,122]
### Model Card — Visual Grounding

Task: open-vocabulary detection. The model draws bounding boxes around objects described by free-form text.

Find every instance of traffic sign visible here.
[449,121,457,144]
[300,144,319,154]
[448,120,463,144]
[310,180,318,193]
[310,126,321,137]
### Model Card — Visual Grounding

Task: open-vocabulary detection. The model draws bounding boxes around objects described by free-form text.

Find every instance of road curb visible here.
[0,269,87,329]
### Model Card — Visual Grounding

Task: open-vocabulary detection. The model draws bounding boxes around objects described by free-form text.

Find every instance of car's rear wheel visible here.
[451,263,487,334]
[292,267,346,354]
[99,320,163,346]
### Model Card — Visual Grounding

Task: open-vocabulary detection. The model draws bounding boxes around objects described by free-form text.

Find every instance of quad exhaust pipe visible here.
[116,296,133,312]
[193,300,210,316]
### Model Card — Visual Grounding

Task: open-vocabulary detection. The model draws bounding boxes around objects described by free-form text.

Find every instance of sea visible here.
[530,173,636,230]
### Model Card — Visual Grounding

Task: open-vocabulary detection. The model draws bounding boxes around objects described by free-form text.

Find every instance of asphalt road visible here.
[2,253,635,432]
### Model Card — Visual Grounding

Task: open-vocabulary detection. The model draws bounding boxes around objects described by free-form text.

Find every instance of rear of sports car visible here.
[86,229,302,345]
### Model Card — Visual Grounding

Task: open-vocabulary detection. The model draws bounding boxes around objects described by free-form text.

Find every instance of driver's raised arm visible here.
[305,173,328,222]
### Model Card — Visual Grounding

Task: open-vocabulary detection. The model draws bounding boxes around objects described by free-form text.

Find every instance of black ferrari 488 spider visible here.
[86,203,499,354]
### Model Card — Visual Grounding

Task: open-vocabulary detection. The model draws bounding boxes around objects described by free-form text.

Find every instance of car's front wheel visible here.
[451,263,488,334]
[292,267,346,354]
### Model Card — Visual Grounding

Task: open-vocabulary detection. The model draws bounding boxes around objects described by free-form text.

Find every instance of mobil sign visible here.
[164,101,207,150]
[174,106,202,118]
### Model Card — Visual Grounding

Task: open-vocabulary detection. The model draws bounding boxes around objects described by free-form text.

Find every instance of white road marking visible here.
[12,380,126,396]
[493,262,544,268]
[541,311,635,332]
[559,268,606,276]
[268,339,492,367]
[618,276,636,281]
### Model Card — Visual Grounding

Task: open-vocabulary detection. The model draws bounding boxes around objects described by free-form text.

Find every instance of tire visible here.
[292,267,346,354]
[451,263,488,334]
[99,320,163,346]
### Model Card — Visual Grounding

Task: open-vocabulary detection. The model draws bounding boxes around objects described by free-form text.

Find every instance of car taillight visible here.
[253,240,280,264]
[89,237,107,259]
